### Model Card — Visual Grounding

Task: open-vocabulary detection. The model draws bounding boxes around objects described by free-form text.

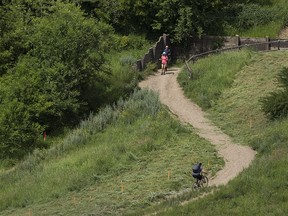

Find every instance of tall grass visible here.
[0,89,223,215]
[104,43,155,103]
[166,51,288,215]
[178,49,253,110]
[224,0,288,37]
[240,21,284,38]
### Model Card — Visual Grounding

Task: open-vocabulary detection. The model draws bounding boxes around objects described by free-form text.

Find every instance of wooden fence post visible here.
[266,36,270,50]
[185,60,193,79]
[235,35,241,48]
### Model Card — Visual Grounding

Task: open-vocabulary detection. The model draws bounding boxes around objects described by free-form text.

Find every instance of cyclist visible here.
[160,52,168,75]
[192,162,204,184]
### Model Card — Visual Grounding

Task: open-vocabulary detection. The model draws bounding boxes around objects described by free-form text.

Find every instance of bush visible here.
[236,4,276,29]
[0,1,114,159]
[261,67,288,120]
[113,34,150,51]
[119,55,137,66]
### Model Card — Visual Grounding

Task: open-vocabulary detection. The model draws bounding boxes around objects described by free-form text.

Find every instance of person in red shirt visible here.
[161,52,168,75]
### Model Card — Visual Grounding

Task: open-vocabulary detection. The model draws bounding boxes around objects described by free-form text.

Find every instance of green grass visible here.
[1,48,288,216]
[165,50,288,215]
[0,89,223,216]
[224,0,288,38]
[178,49,253,110]
[2,36,288,216]
[240,21,284,38]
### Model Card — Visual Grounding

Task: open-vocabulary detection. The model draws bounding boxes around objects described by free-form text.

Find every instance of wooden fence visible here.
[185,39,288,79]
[135,34,288,73]
[135,34,170,71]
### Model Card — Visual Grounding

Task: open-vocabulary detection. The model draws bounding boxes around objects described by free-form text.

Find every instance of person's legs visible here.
[193,173,201,186]
[165,62,168,73]
[162,63,167,75]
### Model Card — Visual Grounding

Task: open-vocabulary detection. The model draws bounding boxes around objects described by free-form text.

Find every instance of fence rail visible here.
[185,40,288,79]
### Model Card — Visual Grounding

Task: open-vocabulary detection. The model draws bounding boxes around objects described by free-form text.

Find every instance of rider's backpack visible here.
[192,163,201,173]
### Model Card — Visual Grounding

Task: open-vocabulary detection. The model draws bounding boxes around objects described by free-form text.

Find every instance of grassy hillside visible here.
[166,50,288,215]
[225,0,288,37]
[2,50,288,216]
[0,90,223,216]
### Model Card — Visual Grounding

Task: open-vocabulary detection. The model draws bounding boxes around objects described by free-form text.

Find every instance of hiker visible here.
[163,45,171,59]
[160,52,168,75]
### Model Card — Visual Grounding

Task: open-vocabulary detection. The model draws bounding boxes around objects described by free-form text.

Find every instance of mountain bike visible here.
[192,173,208,191]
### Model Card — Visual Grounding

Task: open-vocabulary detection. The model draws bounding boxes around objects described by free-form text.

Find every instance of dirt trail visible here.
[139,67,256,186]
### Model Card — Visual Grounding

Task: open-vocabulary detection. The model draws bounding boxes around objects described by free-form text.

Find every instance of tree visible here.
[0,68,44,158]
[0,0,58,76]
[74,0,230,41]
[28,1,114,123]
[0,1,114,158]
[152,0,228,42]
[0,1,30,75]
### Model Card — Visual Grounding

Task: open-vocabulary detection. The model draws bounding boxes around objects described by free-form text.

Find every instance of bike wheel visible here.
[192,182,199,191]
[201,176,209,187]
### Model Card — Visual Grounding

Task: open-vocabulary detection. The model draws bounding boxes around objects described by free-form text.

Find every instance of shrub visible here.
[138,62,158,81]
[261,67,288,120]
[236,4,276,29]
[113,34,150,51]
[119,55,137,66]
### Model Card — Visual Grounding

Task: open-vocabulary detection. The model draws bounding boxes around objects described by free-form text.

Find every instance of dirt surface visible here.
[139,67,256,187]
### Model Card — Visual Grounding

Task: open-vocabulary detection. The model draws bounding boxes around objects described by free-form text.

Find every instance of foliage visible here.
[72,0,123,25]
[0,0,154,159]
[75,0,230,41]
[72,0,288,42]
[223,1,288,36]
[236,4,277,29]
[0,1,30,75]
[261,67,288,120]
[0,0,58,76]
[113,34,150,51]
[0,1,114,158]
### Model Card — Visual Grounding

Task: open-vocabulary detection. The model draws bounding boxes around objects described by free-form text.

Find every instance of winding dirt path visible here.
[139,67,256,187]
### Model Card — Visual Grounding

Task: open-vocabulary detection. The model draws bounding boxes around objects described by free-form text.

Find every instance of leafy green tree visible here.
[0,1,114,158]
[28,1,114,121]
[75,0,229,41]
[0,64,45,158]
[0,0,59,76]
[153,0,228,42]
[73,0,159,36]
[72,0,123,25]
[0,2,30,75]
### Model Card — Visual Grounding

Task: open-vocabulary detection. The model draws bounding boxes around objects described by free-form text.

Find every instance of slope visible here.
[139,67,256,187]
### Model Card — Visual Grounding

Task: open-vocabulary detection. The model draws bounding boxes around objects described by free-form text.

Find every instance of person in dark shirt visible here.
[192,162,204,182]
[163,45,171,60]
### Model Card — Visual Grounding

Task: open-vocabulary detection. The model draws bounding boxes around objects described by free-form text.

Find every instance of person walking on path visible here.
[163,45,171,56]
[160,52,168,75]
[163,45,171,64]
